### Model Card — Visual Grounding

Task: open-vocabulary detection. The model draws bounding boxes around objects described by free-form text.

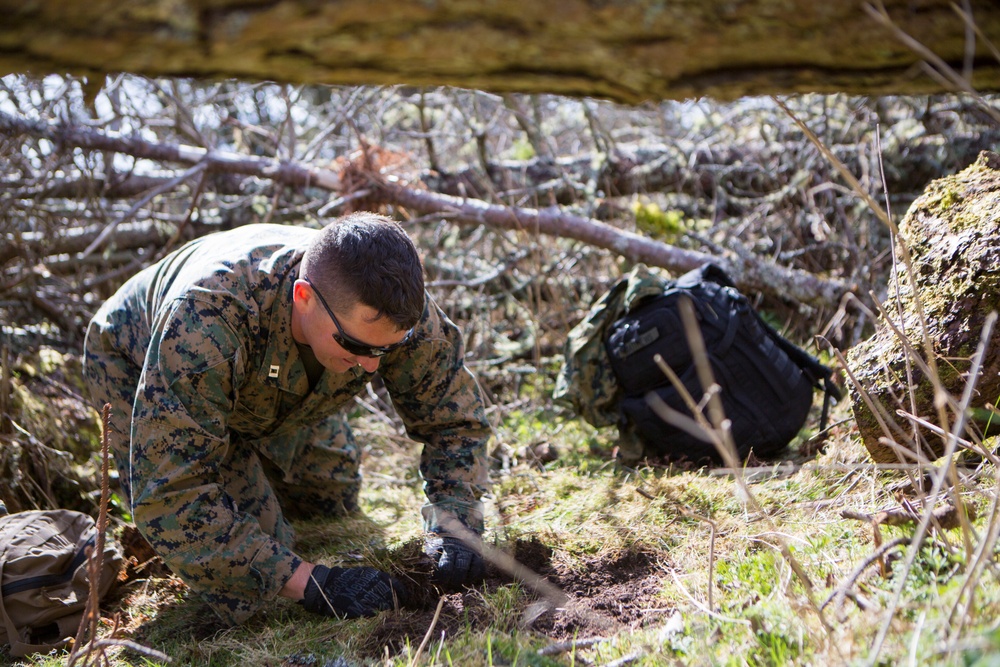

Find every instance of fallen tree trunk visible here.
[0,112,340,191]
[426,131,1000,205]
[846,151,1000,462]
[6,172,247,201]
[0,220,219,268]
[0,109,849,306]
[12,130,996,216]
[1,0,999,103]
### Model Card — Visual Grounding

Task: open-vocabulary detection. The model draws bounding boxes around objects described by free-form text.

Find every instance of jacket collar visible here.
[256,271,312,396]
[255,270,369,396]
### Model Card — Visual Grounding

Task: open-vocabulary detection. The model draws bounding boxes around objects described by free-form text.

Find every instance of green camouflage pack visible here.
[0,509,122,657]
[83,224,490,624]
[553,264,671,462]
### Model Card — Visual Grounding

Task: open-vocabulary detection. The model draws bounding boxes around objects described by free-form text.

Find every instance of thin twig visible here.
[68,403,113,667]
[408,596,445,667]
[538,636,607,657]
[775,97,938,403]
[946,468,1000,649]
[435,514,621,634]
[827,335,913,459]
[867,291,965,443]
[78,162,208,259]
[875,123,924,462]
[821,538,910,614]
[80,637,172,662]
[599,652,643,667]
[680,510,717,613]
[667,568,750,627]
[649,296,836,646]
[863,1,1000,124]
[951,2,1000,66]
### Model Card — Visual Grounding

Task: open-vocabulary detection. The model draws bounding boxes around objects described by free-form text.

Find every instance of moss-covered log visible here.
[847,151,1000,463]
[2,0,1000,103]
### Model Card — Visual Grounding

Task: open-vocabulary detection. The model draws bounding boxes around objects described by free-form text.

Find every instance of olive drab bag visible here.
[604,263,841,464]
[0,508,123,657]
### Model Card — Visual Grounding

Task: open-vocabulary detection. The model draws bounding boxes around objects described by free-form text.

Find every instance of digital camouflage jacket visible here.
[87,224,490,620]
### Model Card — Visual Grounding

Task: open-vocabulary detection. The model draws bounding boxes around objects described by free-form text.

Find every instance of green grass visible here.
[6,395,1000,667]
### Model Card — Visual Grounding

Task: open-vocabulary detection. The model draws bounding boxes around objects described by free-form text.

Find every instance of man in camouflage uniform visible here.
[83,213,490,624]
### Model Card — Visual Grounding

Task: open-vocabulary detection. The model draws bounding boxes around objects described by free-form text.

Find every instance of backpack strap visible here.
[692,263,843,430]
[687,281,741,355]
[752,309,842,429]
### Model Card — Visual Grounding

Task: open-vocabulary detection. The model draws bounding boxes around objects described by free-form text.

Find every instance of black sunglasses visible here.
[303,277,413,357]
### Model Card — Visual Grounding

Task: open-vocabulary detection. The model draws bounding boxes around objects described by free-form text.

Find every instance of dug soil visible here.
[362,537,670,658]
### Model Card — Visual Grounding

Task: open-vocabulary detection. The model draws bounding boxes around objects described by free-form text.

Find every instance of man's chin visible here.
[325,358,356,373]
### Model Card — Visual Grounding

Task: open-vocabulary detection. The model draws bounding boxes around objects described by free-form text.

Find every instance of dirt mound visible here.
[363,538,668,658]
[529,549,666,639]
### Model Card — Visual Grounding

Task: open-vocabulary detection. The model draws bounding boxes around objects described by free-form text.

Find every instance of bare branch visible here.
[377,182,849,306]
[1,108,850,307]
[0,110,340,190]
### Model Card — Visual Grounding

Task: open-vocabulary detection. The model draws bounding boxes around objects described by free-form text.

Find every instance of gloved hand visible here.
[300,564,407,619]
[425,534,485,591]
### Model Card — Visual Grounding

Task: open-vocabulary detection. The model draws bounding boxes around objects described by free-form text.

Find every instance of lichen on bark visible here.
[847,151,1000,463]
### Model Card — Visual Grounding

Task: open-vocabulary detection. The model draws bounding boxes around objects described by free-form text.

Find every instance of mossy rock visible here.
[0,347,104,512]
[10,348,103,461]
[847,151,1000,463]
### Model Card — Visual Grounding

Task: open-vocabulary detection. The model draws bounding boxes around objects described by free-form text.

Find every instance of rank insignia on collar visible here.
[268,365,280,378]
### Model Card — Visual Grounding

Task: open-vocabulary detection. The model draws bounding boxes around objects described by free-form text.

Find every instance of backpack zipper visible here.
[1,534,96,597]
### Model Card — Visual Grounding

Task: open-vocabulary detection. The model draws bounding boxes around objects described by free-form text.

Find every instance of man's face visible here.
[292,279,410,374]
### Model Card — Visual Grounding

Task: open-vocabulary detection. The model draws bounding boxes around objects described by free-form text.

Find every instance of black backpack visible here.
[604,264,841,465]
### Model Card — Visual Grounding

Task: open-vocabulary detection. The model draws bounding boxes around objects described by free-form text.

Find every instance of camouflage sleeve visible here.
[129,296,301,624]
[379,298,491,535]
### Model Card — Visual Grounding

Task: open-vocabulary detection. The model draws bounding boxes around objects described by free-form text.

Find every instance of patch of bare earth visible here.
[364,539,669,658]
[529,549,667,640]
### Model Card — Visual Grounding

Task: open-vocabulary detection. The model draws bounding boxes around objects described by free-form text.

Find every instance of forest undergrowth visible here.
[1,77,1000,666]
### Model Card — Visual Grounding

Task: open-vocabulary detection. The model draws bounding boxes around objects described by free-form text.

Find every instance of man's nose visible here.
[357,356,381,373]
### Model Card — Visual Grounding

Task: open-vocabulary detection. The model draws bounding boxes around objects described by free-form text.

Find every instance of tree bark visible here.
[425,130,1000,205]
[1,1,998,103]
[846,151,1000,462]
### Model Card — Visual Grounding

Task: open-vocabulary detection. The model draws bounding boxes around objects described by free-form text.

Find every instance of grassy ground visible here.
[9,370,1000,667]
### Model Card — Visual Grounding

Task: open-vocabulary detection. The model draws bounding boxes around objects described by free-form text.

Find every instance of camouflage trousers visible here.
[83,321,361,622]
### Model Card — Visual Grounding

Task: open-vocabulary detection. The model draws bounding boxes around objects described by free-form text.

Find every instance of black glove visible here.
[425,535,485,591]
[300,564,407,619]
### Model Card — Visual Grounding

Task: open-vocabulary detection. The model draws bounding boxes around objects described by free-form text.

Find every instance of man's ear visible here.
[292,280,311,305]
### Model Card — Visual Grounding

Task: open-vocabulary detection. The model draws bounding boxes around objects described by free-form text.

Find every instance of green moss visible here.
[633,200,685,240]
[933,188,962,212]
[510,137,535,161]
[949,195,1000,234]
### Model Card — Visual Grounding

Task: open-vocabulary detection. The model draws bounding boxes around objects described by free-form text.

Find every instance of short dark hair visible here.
[301,213,425,330]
